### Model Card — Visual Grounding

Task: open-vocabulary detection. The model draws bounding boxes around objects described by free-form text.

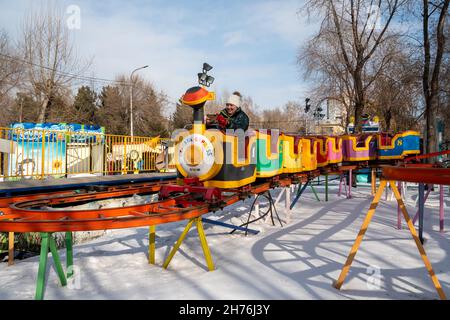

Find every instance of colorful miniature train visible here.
[175,129,421,188]
[174,86,421,189]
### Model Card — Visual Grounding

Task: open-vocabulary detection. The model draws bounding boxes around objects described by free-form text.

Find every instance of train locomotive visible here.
[173,86,421,191]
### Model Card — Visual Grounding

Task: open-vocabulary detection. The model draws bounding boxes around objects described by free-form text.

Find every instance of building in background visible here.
[314,99,346,135]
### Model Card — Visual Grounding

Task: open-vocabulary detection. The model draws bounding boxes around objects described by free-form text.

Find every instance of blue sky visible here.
[0,0,319,113]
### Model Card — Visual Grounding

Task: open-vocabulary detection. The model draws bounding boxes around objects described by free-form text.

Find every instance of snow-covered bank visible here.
[0,184,449,300]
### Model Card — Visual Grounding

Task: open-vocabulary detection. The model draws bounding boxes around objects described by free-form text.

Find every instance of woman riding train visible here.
[206,91,249,132]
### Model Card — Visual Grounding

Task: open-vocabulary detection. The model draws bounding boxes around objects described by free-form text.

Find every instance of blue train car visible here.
[377,131,421,160]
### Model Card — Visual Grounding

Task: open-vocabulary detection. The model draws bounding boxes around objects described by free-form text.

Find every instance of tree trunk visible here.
[422,0,433,156]
[354,100,364,133]
[37,97,49,123]
[425,95,437,154]
[353,67,365,133]
[384,110,392,132]
[422,0,449,159]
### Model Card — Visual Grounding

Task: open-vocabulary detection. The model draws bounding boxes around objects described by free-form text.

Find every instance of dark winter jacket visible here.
[216,107,249,131]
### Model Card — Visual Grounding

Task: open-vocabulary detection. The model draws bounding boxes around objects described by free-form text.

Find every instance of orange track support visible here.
[335,166,449,299]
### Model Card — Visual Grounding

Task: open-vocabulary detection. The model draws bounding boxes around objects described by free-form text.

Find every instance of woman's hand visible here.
[216,114,228,129]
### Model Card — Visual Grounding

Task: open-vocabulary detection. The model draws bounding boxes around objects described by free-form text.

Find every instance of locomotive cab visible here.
[174,85,256,188]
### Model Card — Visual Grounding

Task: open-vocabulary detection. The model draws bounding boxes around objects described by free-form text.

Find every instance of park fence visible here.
[0,127,175,180]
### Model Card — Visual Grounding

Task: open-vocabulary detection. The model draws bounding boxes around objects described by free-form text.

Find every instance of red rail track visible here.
[0,180,175,214]
[382,165,450,185]
[0,176,303,232]
[2,161,448,234]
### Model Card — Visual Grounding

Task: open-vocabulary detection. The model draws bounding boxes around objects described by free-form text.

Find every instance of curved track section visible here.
[2,164,448,233]
[0,180,175,214]
[0,179,288,232]
[0,197,212,232]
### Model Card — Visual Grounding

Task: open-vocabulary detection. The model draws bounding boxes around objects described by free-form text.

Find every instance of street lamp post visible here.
[129,65,149,137]
[313,105,325,134]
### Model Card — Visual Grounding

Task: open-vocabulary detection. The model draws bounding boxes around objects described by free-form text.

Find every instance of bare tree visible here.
[0,30,23,106]
[422,0,449,154]
[301,0,406,131]
[240,95,261,124]
[20,4,90,123]
[439,22,450,144]
[254,101,312,133]
[366,38,422,131]
[299,30,354,128]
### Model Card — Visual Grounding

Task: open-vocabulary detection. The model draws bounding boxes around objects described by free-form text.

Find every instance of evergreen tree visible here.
[73,86,97,124]
[97,78,170,137]
[97,85,128,135]
[171,102,193,130]
[13,92,40,123]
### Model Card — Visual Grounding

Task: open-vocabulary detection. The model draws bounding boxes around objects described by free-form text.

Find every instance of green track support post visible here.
[309,184,320,202]
[325,174,329,202]
[65,232,73,278]
[35,234,49,300]
[35,233,67,300]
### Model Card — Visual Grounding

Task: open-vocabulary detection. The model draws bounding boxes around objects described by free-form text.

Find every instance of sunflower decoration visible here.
[145,136,160,150]
[52,159,62,171]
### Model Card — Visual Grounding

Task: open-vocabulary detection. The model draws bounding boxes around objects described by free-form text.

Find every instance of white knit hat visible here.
[227,94,241,108]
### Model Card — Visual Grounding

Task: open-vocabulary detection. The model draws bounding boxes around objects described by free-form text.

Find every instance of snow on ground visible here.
[0,181,449,300]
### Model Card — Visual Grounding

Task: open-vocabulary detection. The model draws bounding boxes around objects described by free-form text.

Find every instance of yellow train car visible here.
[301,137,318,171]
[281,134,303,174]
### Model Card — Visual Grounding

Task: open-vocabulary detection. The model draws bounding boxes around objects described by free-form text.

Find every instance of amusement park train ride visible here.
[1,71,449,299]
[0,86,423,232]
